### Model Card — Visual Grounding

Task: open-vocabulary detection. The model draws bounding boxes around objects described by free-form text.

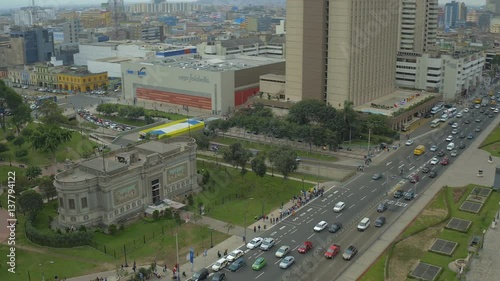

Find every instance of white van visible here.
[447,142,455,151]
[357,217,371,231]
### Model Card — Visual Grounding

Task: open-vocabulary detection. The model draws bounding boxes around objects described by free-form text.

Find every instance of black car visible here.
[429,171,437,178]
[422,166,430,173]
[192,268,209,281]
[328,222,342,233]
[448,120,455,125]
[458,143,466,149]
[464,119,470,124]
[212,272,226,281]
[374,216,386,227]
[424,113,432,118]
[489,114,494,118]
[480,108,485,113]
[467,133,474,139]
[459,133,466,139]
[394,190,404,198]
[377,201,388,212]
[228,258,246,272]
[444,104,453,108]
[404,191,415,201]
[437,150,445,157]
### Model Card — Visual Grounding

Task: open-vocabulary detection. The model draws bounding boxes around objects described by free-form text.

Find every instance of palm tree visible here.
[341,100,358,143]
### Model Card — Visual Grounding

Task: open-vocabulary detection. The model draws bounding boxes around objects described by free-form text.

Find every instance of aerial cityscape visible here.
[1,0,500,280]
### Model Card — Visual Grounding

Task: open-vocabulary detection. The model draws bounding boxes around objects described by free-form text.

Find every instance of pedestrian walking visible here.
[253,226,256,232]
[224,249,228,256]
[258,225,261,232]
[217,250,221,258]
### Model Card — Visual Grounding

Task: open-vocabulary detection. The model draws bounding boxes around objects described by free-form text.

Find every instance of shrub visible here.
[152,210,160,220]
[15,149,28,158]
[108,224,118,235]
[25,219,93,247]
[6,135,15,141]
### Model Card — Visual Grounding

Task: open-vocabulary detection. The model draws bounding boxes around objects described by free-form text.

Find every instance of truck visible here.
[414,145,426,156]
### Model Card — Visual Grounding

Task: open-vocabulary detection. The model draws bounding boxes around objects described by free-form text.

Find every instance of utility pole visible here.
[367,128,372,158]
[175,233,180,281]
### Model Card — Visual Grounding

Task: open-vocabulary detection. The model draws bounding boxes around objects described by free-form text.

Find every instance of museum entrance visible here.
[151,179,160,204]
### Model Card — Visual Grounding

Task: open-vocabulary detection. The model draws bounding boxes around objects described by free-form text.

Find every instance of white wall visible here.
[88,61,122,78]
[74,45,116,66]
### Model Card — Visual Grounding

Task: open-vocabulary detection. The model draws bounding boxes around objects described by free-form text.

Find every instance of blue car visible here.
[228,258,246,272]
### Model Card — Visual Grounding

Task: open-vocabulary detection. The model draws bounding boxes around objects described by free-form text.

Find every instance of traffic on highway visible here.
[188,85,499,281]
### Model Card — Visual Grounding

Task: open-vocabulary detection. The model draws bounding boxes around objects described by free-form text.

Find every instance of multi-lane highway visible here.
[199,85,499,281]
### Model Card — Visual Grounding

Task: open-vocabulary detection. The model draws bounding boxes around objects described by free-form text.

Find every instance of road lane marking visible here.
[270,231,277,236]
[321,209,328,214]
[370,180,374,183]
[274,259,282,265]
[359,185,365,190]
[290,229,297,235]
[336,213,342,218]
[279,226,286,230]
[399,164,404,169]
[327,194,333,198]
[361,196,366,201]
[306,218,314,224]
[307,233,315,239]
[292,245,299,251]
[349,204,355,209]
[307,208,313,212]
[409,166,415,171]
[348,193,354,197]
[321,198,327,202]
[372,189,377,193]
[300,213,305,217]
[333,191,339,194]
[390,166,394,170]
[255,272,265,279]
[386,162,392,166]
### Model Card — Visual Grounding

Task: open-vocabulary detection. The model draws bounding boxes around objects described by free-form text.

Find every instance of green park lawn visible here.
[0,123,97,166]
[195,160,308,227]
[360,185,500,281]
[211,136,338,162]
[480,125,500,155]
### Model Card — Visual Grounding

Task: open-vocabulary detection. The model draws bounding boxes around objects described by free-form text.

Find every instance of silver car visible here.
[275,245,290,258]
[260,238,275,251]
[279,256,295,269]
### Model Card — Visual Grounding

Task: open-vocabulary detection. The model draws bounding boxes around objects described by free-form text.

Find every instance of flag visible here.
[189,248,194,263]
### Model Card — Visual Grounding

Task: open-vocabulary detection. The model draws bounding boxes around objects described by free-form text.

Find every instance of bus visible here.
[430,119,441,128]
[138,118,205,140]
[414,145,426,156]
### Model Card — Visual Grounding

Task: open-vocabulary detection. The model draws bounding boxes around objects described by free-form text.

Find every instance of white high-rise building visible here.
[398,0,438,53]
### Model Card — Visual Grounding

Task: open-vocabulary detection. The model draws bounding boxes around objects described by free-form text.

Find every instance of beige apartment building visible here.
[285,0,399,109]
[398,0,438,53]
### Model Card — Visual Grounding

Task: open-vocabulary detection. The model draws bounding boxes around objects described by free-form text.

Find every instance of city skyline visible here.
[0,0,489,11]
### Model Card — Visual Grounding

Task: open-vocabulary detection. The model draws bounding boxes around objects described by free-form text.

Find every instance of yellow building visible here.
[33,65,58,89]
[491,17,500,33]
[57,70,108,93]
[80,9,112,28]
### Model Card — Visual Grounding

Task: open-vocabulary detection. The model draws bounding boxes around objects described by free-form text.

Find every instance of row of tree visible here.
[0,80,32,133]
[206,100,396,151]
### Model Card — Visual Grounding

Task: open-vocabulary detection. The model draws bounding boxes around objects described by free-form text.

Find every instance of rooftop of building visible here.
[260,73,285,81]
[354,89,438,118]
[397,48,483,59]
[96,57,135,63]
[56,140,189,183]
[135,54,284,72]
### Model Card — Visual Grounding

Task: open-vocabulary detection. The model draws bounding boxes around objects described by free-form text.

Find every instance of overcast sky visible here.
[0,0,488,12]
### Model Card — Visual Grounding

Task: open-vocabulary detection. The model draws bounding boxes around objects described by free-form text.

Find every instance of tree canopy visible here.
[29,124,73,156]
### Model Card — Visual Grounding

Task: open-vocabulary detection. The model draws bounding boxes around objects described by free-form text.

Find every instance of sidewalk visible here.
[338,109,500,281]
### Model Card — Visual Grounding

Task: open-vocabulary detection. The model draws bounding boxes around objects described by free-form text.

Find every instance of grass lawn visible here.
[95,114,147,127]
[144,108,186,121]
[365,185,500,281]
[195,161,307,226]
[0,123,97,166]
[480,125,500,155]
[211,136,338,162]
[196,154,335,182]
[419,185,500,281]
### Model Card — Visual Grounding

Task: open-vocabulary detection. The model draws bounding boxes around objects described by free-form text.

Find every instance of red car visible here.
[298,241,313,253]
[440,157,449,165]
[324,244,340,259]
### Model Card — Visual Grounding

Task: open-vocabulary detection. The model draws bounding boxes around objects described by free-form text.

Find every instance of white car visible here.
[333,202,346,212]
[260,238,275,251]
[275,245,290,258]
[495,108,499,113]
[430,157,439,165]
[405,139,414,146]
[430,145,438,152]
[226,249,244,262]
[452,123,458,128]
[313,221,328,232]
[464,108,469,113]
[445,135,453,142]
[211,258,228,271]
[246,237,263,249]
[451,129,459,135]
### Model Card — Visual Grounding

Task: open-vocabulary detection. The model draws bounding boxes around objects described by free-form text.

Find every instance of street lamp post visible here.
[210,228,214,248]
[367,128,372,158]
[175,233,180,281]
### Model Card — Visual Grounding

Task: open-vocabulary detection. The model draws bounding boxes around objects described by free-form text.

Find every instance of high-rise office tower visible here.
[285,0,399,108]
[444,1,467,28]
[399,0,438,53]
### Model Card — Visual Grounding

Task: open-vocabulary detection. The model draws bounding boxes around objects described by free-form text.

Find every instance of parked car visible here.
[324,245,341,259]
[342,246,358,260]
[374,216,386,227]
[377,201,388,212]
[404,191,415,201]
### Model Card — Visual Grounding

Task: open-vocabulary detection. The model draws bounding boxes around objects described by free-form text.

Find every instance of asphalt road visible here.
[203,84,500,281]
